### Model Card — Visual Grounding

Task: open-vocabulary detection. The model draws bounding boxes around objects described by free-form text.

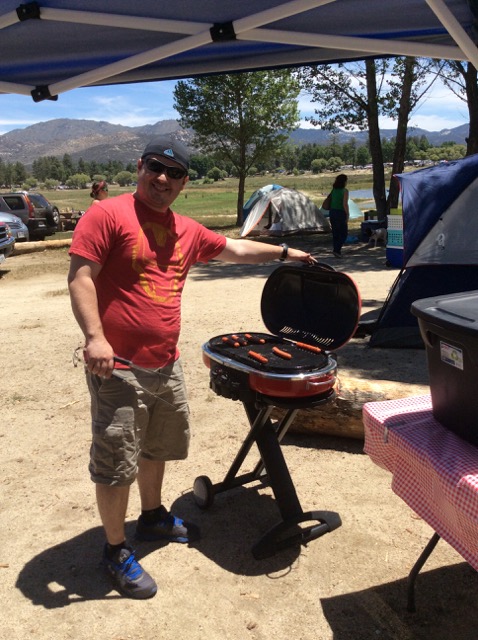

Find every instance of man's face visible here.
[135,156,189,212]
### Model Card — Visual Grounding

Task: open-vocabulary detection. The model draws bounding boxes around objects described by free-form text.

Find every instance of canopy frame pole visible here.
[242,28,466,61]
[425,0,478,67]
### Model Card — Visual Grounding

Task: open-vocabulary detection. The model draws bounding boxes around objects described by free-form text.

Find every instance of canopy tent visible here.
[369,154,478,348]
[0,1,477,102]
[240,186,330,236]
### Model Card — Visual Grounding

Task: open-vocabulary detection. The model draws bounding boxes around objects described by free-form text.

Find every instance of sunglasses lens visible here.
[145,159,186,179]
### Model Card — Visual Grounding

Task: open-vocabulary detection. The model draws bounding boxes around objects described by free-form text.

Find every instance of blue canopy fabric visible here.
[0,1,477,101]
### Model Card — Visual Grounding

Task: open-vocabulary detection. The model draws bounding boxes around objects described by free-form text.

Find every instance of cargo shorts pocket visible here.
[89,405,138,485]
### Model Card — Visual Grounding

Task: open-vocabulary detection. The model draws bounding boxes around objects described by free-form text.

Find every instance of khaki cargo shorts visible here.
[86,358,190,486]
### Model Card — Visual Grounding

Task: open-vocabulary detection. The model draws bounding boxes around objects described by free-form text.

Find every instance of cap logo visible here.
[163,148,175,158]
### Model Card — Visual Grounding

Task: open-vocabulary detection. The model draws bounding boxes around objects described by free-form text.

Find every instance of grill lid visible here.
[260,263,361,350]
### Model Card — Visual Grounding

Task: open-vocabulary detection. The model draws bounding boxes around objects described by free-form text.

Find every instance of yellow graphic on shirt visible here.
[131,222,185,303]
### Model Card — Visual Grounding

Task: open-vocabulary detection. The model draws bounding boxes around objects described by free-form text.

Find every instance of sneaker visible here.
[333,251,342,258]
[102,545,157,599]
[135,505,200,543]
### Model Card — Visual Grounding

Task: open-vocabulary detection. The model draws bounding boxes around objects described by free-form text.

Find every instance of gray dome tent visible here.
[240,187,330,237]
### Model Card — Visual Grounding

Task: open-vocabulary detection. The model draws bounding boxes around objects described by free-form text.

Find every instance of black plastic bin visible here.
[411,290,478,447]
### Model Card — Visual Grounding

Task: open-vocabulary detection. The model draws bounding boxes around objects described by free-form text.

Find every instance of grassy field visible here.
[48,170,379,240]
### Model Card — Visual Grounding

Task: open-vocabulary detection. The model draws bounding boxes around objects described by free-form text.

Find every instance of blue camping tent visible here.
[369,154,478,347]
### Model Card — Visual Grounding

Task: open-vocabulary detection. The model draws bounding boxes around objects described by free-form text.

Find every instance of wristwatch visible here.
[279,243,288,261]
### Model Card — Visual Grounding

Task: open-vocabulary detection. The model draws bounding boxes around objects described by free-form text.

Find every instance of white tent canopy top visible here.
[0,0,477,102]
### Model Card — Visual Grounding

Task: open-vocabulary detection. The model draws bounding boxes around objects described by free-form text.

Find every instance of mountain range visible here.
[0,118,469,167]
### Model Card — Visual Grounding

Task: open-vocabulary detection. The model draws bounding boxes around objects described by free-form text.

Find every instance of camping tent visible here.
[369,154,478,348]
[243,184,282,220]
[0,2,477,101]
[320,198,364,220]
[240,187,330,237]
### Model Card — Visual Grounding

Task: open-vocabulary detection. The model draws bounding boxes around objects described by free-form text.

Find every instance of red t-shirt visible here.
[70,193,227,367]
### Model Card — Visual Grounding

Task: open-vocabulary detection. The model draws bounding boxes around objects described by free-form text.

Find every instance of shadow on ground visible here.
[16,487,305,608]
[321,561,478,640]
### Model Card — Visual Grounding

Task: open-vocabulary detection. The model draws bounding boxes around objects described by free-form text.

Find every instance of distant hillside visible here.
[0,118,469,166]
[288,123,469,146]
[0,118,192,167]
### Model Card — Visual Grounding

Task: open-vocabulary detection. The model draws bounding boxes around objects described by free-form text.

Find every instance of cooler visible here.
[385,247,404,268]
[411,290,478,447]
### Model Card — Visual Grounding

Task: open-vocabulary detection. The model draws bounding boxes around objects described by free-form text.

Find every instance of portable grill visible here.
[193,263,361,559]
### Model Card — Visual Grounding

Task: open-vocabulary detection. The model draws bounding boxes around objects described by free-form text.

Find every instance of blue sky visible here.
[0,77,470,136]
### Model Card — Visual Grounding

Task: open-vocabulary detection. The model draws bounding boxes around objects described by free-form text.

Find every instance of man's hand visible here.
[83,338,115,378]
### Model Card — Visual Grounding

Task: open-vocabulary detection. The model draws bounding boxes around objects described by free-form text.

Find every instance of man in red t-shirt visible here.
[68,135,314,599]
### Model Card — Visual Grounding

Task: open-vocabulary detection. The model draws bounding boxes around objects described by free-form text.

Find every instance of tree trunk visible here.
[365,60,387,220]
[465,63,478,156]
[388,57,416,210]
[236,171,246,226]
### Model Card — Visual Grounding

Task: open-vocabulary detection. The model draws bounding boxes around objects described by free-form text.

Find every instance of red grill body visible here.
[194,263,361,559]
[203,263,360,401]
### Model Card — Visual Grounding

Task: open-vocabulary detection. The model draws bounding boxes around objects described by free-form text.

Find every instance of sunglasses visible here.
[143,157,188,180]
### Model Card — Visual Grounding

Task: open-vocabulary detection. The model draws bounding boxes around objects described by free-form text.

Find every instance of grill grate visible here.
[279,326,335,347]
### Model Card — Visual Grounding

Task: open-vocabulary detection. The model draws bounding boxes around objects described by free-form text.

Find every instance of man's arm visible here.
[216,237,315,264]
[67,254,115,377]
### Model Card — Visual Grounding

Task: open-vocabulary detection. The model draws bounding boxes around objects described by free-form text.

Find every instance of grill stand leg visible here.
[194,396,341,559]
[406,532,441,613]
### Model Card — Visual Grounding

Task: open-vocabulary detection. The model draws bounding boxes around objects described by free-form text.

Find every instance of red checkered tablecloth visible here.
[363,395,478,571]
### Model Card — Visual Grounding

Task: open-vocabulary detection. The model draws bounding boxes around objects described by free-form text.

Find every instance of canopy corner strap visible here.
[0,0,477,102]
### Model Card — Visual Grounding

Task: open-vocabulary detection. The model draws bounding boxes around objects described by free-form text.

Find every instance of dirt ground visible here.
[1,238,478,640]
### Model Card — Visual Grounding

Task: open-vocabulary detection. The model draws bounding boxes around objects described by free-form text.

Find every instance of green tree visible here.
[299,57,438,217]
[300,60,387,216]
[77,158,89,176]
[207,167,223,182]
[174,70,300,224]
[311,158,325,173]
[11,161,27,186]
[62,153,75,180]
[327,156,343,172]
[114,170,136,186]
[381,57,437,208]
[435,60,478,156]
[67,173,90,189]
[356,146,371,166]
[189,154,214,178]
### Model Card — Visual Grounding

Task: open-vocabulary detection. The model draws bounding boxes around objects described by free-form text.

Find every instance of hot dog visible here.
[248,350,268,364]
[295,341,322,354]
[245,333,266,344]
[272,346,292,360]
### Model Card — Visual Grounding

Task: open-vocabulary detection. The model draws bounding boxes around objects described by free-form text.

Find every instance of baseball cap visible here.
[141,136,190,170]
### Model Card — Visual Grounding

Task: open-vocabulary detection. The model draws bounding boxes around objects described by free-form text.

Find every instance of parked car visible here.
[0,222,15,265]
[0,192,55,240]
[0,211,29,242]
[27,193,61,229]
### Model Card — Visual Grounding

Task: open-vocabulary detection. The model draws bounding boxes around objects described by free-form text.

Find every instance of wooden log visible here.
[273,376,430,440]
[14,239,72,255]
